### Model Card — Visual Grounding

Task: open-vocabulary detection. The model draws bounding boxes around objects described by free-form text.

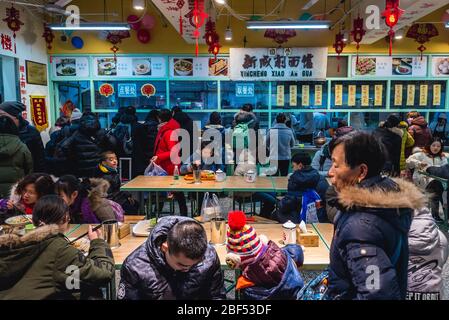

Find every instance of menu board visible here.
[302,85,310,107]
[314,85,322,106]
[52,57,89,78]
[431,57,449,77]
[361,85,370,106]
[433,84,442,105]
[394,84,403,106]
[93,56,167,78]
[230,47,328,81]
[334,84,343,106]
[277,85,285,106]
[352,56,427,77]
[407,85,415,106]
[169,57,229,78]
[289,85,297,107]
[348,85,356,106]
[419,84,428,106]
[374,85,383,106]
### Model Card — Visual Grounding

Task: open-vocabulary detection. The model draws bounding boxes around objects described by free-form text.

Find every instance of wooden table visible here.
[312,223,334,250]
[66,222,331,270]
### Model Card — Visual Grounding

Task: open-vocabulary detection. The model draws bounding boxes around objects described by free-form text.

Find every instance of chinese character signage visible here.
[0,31,16,55]
[118,83,137,98]
[276,85,285,106]
[235,83,255,97]
[30,96,48,132]
[348,85,356,106]
[361,85,370,107]
[419,84,428,106]
[230,48,328,81]
[374,85,383,106]
[394,84,403,106]
[289,85,297,107]
[407,85,416,106]
[433,84,442,105]
[53,57,89,78]
[334,85,343,106]
[169,57,229,78]
[93,56,167,78]
[352,56,427,77]
[302,85,310,107]
[314,85,322,106]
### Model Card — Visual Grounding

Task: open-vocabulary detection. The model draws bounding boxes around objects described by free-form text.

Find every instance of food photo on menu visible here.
[209,58,228,76]
[173,58,193,76]
[97,58,117,76]
[133,58,152,76]
[56,58,77,76]
[435,57,449,75]
[392,57,413,75]
[355,57,376,75]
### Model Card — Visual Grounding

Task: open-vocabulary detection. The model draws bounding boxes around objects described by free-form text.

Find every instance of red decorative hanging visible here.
[3,5,23,39]
[264,28,296,45]
[382,0,404,56]
[176,0,185,36]
[208,41,221,61]
[42,23,55,50]
[333,32,346,73]
[350,16,366,65]
[203,19,218,46]
[106,31,130,60]
[99,83,114,97]
[406,23,439,59]
[189,0,207,56]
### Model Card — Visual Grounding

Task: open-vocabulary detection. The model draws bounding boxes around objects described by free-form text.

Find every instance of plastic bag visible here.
[201,192,222,222]
[300,189,320,223]
[144,162,167,176]
[108,199,125,223]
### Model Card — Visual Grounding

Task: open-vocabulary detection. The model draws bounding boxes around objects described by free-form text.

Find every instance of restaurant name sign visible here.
[229,47,328,81]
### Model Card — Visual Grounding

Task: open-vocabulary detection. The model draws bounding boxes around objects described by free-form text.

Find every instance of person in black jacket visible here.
[426,164,449,222]
[373,115,403,177]
[118,216,226,300]
[327,131,425,300]
[0,101,46,173]
[56,112,117,177]
[276,152,329,223]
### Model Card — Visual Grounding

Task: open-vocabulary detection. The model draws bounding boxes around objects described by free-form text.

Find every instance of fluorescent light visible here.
[395,29,404,40]
[302,0,319,10]
[215,0,226,4]
[247,20,330,30]
[133,0,145,10]
[225,28,232,41]
[49,23,130,31]
[342,30,349,42]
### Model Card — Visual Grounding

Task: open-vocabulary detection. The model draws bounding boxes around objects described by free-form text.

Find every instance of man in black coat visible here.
[118,216,225,300]
[56,112,117,177]
[0,101,46,172]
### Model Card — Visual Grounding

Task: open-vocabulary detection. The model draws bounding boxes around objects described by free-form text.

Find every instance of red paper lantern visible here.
[3,5,23,38]
[137,29,151,44]
[382,0,404,55]
[191,0,208,56]
[351,16,366,66]
[333,32,346,73]
[209,41,221,60]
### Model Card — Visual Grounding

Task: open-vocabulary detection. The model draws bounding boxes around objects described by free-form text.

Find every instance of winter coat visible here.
[118,216,226,300]
[0,134,32,199]
[407,207,448,300]
[406,152,448,190]
[311,145,332,177]
[277,166,329,223]
[241,243,304,300]
[400,129,415,171]
[132,120,158,177]
[56,115,117,177]
[327,176,425,300]
[69,178,118,224]
[18,118,46,173]
[426,164,449,180]
[429,120,449,143]
[266,123,296,161]
[373,127,403,176]
[153,119,181,175]
[408,116,432,148]
[0,224,115,300]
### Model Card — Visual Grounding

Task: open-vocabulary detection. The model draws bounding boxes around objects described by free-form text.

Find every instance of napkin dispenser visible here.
[296,226,319,247]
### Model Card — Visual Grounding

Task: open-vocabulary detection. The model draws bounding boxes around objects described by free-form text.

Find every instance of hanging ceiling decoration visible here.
[406,23,439,59]
[107,31,131,60]
[264,28,296,45]
[350,16,365,66]
[333,31,346,73]
[191,0,208,56]
[177,0,186,35]
[382,0,404,55]
[42,23,55,50]
[203,18,218,46]
[3,5,23,39]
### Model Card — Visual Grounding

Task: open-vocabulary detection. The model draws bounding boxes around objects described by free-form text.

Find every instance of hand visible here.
[6,200,13,210]
[193,160,201,166]
[151,156,158,163]
[88,225,103,241]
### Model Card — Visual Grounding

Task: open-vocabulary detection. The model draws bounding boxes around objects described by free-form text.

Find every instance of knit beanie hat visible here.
[71,108,82,121]
[225,211,266,270]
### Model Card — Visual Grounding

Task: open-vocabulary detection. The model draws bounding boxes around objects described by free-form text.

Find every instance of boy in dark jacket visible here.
[118,216,226,300]
[277,152,329,223]
[94,151,139,214]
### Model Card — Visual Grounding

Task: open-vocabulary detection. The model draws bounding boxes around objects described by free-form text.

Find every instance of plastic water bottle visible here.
[173,165,180,184]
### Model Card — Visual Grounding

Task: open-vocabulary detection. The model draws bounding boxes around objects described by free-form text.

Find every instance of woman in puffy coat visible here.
[407,112,432,149]
[407,207,448,300]
[327,131,425,300]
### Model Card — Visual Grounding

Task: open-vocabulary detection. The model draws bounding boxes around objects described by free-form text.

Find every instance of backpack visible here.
[113,123,133,156]
[300,189,321,223]
[232,120,253,150]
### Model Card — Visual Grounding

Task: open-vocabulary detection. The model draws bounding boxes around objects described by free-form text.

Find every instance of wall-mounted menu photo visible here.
[97,58,117,76]
[355,57,376,76]
[173,58,194,76]
[432,57,449,76]
[208,58,228,77]
[392,58,412,76]
[132,58,152,76]
[56,58,77,77]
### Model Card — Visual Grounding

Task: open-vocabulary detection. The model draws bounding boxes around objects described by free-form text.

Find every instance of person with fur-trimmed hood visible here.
[0,195,114,299]
[225,211,304,300]
[327,131,425,300]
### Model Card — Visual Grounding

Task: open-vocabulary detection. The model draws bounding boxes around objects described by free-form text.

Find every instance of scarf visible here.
[98,163,118,174]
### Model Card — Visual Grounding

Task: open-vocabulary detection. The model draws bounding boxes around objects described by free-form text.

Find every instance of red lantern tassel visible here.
[337,55,340,73]
[389,30,394,56]
[179,15,183,35]
[195,39,199,57]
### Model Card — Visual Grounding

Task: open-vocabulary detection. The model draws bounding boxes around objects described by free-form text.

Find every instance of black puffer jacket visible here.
[328,176,425,300]
[18,118,46,173]
[118,216,226,300]
[132,120,158,177]
[56,113,117,177]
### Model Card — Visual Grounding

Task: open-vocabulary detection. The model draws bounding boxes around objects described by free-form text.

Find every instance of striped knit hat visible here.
[225,211,265,269]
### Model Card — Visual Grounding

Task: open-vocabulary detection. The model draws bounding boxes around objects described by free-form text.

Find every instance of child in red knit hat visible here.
[225,211,304,299]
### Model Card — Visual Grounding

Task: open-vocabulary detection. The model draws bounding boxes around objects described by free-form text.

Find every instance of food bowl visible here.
[174,59,193,76]
[5,215,32,228]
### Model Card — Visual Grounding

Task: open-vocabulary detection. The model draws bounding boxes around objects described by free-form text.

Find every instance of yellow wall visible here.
[49,0,449,55]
